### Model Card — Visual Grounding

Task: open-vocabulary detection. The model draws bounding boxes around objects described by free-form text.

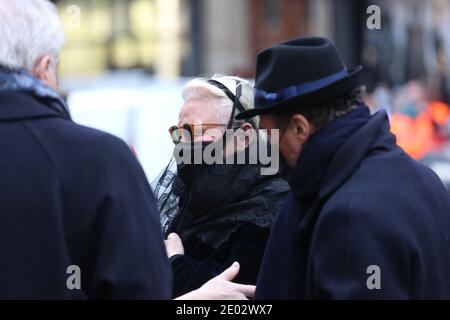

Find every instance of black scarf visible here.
[167,160,290,248]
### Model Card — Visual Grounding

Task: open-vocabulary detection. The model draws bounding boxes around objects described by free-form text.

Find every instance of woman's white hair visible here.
[0,0,65,70]
[182,74,258,127]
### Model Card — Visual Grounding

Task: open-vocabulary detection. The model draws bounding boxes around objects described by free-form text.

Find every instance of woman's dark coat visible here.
[168,162,289,297]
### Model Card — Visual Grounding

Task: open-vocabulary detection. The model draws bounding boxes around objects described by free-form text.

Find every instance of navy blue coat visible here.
[0,91,171,299]
[255,111,450,299]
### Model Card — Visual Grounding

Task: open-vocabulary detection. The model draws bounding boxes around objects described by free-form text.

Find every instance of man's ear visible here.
[289,114,313,145]
[240,122,254,147]
[31,55,57,89]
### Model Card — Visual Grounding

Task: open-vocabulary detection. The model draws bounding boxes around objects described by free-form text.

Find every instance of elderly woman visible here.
[154,75,289,297]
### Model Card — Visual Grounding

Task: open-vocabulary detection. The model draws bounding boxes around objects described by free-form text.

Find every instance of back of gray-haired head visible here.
[0,0,65,70]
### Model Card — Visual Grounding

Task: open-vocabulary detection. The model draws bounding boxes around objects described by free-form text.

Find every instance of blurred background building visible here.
[50,0,450,188]
[53,0,361,78]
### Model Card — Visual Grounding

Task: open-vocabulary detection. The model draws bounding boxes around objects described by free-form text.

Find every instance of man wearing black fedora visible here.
[236,36,450,299]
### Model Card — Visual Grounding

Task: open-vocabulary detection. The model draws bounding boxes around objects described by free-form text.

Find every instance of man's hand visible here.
[164,233,184,258]
[175,262,256,300]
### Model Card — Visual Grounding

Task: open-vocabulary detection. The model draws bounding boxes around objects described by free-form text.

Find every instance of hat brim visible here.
[236,66,363,120]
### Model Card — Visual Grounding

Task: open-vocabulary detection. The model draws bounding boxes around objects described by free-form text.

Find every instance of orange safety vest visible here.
[390,111,435,160]
[428,101,450,126]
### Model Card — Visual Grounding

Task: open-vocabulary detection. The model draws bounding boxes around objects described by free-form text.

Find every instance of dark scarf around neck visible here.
[289,104,371,202]
[0,65,70,118]
[169,162,290,248]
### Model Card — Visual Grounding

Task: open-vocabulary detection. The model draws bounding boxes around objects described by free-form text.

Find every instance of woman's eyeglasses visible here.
[168,123,229,144]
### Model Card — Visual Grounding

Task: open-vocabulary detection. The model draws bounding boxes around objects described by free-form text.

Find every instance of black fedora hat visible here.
[236,36,362,120]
